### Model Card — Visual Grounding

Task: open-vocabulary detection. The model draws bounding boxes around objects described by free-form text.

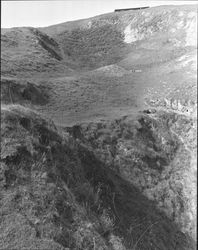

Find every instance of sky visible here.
[1,0,197,28]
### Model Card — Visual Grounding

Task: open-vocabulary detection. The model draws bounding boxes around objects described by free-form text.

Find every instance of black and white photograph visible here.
[1,0,197,249]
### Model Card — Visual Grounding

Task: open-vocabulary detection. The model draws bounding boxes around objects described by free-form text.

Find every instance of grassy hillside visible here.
[40,5,197,70]
[1,27,72,77]
[2,5,197,75]
[1,4,197,250]
[1,105,196,250]
[65,110,197,239]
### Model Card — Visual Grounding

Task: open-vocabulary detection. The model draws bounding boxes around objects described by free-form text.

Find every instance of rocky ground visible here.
[1,4,197,250]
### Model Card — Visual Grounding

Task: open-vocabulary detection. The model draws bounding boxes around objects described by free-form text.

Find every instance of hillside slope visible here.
[65,109,197,239]
[40,5,197,70]
[1,4,197,250]
[1,27,72,77]
[1,105,196,250]
[39,4,196,125]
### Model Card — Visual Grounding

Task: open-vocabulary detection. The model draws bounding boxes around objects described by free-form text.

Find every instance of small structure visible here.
[115,7,149,12]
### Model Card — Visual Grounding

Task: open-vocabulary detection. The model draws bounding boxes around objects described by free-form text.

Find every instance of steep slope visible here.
[0,105,195,250]
[66,109,197,239]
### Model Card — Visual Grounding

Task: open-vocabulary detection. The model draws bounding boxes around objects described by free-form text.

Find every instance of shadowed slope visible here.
[66,110,197,239]
[0,105,196,249]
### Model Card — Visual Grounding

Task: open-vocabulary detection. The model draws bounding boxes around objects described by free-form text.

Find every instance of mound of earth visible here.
[92,65,129,77]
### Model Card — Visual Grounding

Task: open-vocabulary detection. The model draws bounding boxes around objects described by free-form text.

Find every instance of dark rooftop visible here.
[115,7,149,12]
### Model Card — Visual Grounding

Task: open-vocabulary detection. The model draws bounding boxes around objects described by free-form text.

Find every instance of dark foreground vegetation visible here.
[1,105,196,249]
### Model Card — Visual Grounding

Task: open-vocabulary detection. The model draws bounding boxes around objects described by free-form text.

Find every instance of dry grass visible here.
[1,4,197,249]
[66,110,197,240]
[1,105,195,249]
